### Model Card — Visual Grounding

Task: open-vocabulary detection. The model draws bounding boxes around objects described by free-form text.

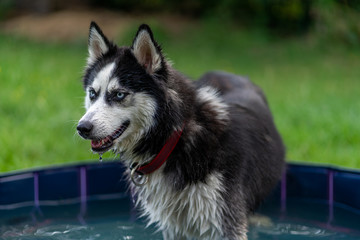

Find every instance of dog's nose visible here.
[77,121,93,138]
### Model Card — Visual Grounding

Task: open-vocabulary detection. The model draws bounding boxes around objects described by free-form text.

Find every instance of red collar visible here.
[132,126,184,175]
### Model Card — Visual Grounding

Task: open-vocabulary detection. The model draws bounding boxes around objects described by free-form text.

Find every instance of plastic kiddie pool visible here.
[0,162,360,239]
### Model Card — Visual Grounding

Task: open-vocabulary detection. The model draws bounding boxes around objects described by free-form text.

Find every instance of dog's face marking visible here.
[79,59,158,154]
[84,62,116,109]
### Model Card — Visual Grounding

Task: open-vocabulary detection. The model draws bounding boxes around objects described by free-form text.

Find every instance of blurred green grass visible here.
[0,21,359,172]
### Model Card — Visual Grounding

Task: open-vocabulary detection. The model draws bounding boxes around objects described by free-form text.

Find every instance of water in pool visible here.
[0,198,359,240]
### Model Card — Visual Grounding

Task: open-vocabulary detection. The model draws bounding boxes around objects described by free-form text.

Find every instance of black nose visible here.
[77,121,93,138]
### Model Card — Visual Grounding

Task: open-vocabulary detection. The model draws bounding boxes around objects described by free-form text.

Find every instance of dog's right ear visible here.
[87,22,110,65]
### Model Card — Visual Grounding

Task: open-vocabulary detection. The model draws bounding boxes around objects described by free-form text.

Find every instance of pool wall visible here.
[1,162,360,216]
[0,162,128,210]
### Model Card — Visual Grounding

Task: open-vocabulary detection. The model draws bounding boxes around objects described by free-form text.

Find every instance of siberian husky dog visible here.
[77,22,285,240]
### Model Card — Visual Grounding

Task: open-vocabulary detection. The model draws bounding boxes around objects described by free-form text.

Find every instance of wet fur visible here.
[77,22,285,240]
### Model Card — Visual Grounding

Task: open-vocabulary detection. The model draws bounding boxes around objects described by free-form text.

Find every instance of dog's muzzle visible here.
[77,120,130,153]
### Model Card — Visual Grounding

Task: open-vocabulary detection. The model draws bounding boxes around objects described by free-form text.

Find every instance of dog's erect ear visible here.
[132,24,163,74]
[87,22,110,64]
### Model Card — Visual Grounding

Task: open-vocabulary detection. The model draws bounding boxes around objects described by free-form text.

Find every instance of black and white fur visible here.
[77,22,285,240]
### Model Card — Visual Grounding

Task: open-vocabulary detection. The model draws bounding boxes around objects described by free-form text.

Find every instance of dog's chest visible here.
[134,171,225,239]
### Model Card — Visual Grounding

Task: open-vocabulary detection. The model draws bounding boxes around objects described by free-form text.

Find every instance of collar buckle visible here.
[130,163,149,187]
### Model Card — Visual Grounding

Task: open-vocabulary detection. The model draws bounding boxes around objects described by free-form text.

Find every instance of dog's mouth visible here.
[91,120,130,153]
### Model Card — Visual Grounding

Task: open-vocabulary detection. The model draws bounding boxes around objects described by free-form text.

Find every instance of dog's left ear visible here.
[132,24,164,74]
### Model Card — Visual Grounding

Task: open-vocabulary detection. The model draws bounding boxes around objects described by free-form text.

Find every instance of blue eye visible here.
[115,92,126,101]
[89,89,97,100]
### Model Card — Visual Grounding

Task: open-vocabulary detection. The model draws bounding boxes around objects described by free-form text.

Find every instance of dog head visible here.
[77,22,169,154]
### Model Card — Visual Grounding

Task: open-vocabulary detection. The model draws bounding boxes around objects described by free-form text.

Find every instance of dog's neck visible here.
[132,125,184,175]
[118,68,230,186]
